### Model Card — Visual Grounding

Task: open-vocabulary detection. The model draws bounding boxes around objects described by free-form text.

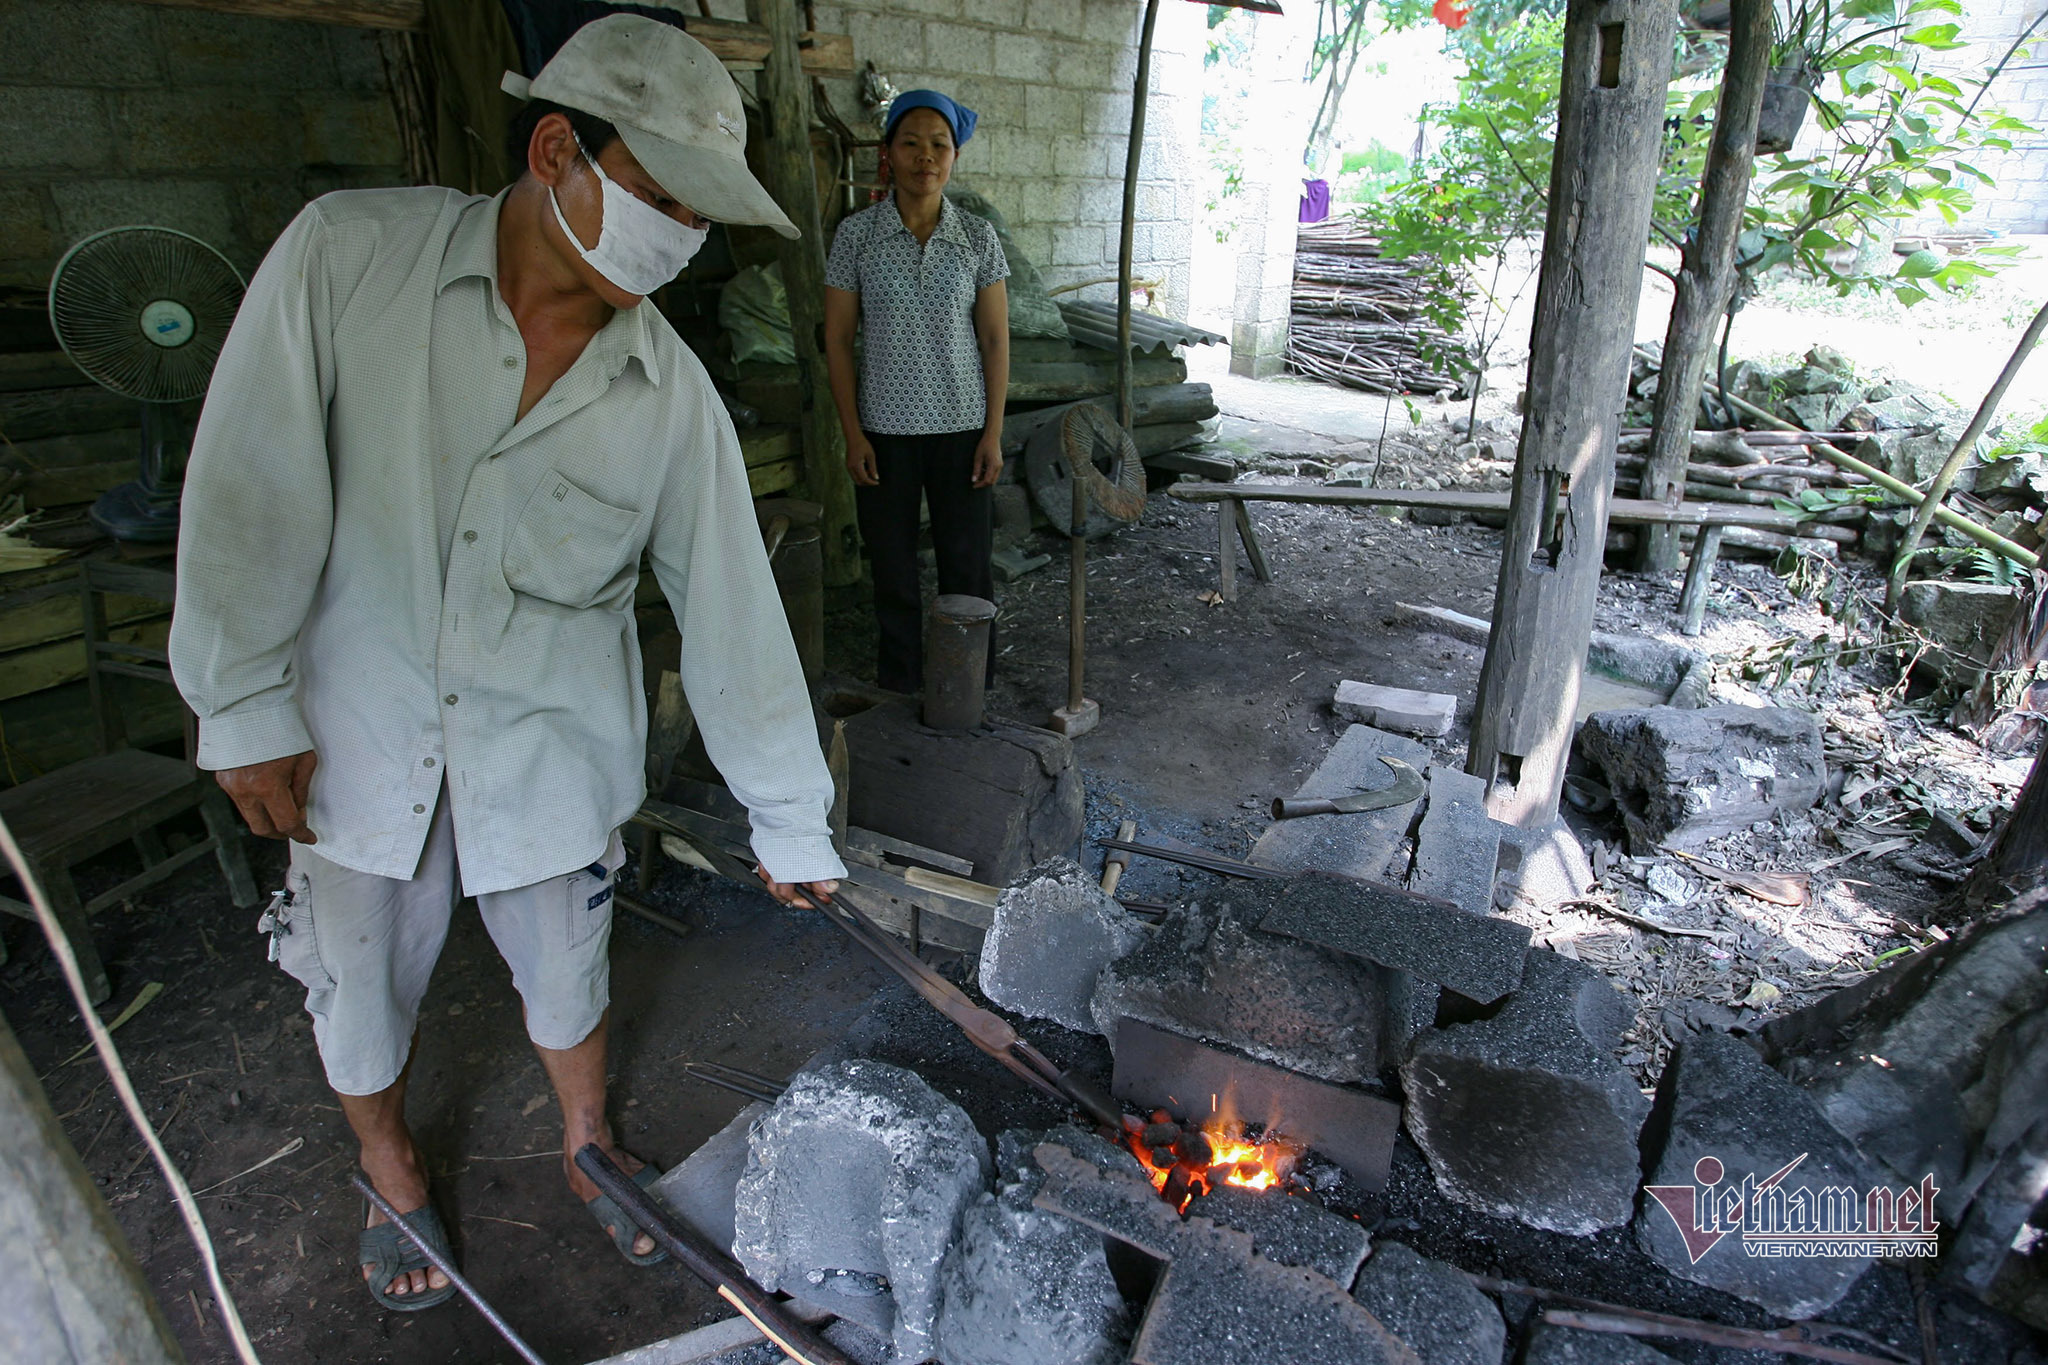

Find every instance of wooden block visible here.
[746,456,802,498]
[21,460,132,509]
[0,619,171,702]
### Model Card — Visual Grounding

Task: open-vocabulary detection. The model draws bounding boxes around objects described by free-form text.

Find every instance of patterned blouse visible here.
[824,193,1010,436]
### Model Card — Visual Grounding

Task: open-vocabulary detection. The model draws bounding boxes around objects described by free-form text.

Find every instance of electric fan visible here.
[47,227,245,543]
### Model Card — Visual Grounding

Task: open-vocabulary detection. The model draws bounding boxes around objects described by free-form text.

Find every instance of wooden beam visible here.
[1165,482,1805,531]
[746,0,859,587]
[111,0,856,75]
[1466,0,1680,827]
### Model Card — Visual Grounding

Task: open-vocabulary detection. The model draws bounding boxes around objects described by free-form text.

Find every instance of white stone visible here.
[1332,680,1458,738]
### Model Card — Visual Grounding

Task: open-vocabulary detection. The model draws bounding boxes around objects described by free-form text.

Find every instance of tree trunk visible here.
[1467,0,1679,826]
[1971,737,2048,903]
[747,0,859,587]
[1636,0,1771,572]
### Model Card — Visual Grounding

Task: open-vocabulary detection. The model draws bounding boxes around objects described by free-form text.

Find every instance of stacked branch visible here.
[1286,219,1467,395]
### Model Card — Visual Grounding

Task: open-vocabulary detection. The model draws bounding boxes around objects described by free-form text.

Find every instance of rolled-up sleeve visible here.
[171,203,339,772]
[645,386,847,885]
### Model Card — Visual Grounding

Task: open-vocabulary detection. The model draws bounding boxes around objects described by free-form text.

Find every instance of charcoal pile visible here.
[1286,217,1468,397]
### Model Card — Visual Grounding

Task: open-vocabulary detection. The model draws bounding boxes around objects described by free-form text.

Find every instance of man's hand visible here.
[754,865,839,910]
[846,433,880,487]
[218,750,319,843]
[971,431,1003,489]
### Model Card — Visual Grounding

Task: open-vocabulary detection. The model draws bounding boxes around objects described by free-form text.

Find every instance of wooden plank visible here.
[1,429,139,473]
[0,353,91,393]
[0,591,163,655]
[121,0,426,28]
[746,456,802,498]
[0,619,171,703]
[0,387,138,442]
[738,425,798,468]
[20,460,130,509]
[0,680,185,788]
[1164,482,1802,531]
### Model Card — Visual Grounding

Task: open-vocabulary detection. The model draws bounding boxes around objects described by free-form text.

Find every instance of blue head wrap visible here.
[884,89,978,147]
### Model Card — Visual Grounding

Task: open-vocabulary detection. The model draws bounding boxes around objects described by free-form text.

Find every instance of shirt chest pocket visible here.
[502,471,643,611]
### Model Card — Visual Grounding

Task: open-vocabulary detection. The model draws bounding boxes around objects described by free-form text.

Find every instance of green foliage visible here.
[1334,137,1411,204]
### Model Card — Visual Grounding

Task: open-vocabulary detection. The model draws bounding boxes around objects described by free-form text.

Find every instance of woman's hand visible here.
[971,431,1003,489]
[846,431,880,486]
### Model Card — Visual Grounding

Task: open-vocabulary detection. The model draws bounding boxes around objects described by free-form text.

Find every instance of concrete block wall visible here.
[0,0,406,292]
[752,0,1208,320]
[1900,0,2048,234]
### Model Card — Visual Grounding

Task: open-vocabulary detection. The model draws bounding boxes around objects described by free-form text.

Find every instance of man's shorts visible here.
[266,791,624,1096]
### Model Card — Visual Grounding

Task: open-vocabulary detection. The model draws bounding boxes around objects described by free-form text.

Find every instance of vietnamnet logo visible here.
[1644,1155,1941,1262]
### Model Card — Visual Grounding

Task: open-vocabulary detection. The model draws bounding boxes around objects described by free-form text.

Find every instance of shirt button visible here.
[423,757,436,768]
[463,530,478,543]
[445,694,458,705]
[502,356,518,368]
[413,803,426,814]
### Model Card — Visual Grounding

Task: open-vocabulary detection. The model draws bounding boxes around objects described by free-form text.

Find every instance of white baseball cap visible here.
[502,14,799,240]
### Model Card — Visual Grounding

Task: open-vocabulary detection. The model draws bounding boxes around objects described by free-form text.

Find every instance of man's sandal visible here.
[359,1200,459,1311]
[584,1163,668,1266]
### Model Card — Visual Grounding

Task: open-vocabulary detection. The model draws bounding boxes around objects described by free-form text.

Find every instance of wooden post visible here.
[0,1009,187,1363]
[1636,0,1770,572]
[1676,523,1724,635]
[1116,0,1162,432]
[1467,0,1679,826]
[1218,496,1238,601]
[746,0,859,587]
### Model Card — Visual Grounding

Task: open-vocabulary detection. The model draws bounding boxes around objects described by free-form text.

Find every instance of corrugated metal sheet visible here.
[1056,300,1225,355]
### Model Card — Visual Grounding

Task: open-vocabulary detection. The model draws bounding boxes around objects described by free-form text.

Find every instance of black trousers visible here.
[856,428,994,694]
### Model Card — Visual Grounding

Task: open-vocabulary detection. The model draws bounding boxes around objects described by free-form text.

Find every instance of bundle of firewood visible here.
[1286,219,1467,395]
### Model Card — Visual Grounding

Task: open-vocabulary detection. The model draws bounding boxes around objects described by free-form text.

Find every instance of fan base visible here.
[89,478,181,544]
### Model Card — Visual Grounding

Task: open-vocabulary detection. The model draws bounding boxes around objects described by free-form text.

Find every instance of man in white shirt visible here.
[171,15,843,1309]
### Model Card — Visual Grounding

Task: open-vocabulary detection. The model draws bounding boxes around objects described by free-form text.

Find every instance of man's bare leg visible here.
[338,1041,450,1299]
[535,1009,657,1258]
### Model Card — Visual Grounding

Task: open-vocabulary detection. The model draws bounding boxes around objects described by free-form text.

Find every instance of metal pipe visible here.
[1068,466,1087,712]
[1094,836,1288,881]
[921,594,996,731]
[1116,0,1161,432]
[352,1175,549,1365]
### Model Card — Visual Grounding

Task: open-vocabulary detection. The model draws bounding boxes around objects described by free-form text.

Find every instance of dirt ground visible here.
[4,358,2042,1362]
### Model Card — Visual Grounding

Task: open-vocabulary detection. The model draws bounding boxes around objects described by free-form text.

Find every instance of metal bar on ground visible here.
[1095,836,1288,881]
[352,1175,548,1365]
[574,1147,856,1365]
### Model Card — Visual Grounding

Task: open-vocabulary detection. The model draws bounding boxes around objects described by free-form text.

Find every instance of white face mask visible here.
[550,133,708,297]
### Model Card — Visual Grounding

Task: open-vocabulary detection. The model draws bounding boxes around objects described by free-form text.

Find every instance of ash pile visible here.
[651,721,2045,1364]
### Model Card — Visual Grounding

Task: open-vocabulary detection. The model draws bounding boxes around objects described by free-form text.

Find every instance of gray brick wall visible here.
[795,0,1207,319]
[1901,0,2048,234]
[0,0,406,291]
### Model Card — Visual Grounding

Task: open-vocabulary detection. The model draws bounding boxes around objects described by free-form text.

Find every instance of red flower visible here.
[1434,0,1471,28]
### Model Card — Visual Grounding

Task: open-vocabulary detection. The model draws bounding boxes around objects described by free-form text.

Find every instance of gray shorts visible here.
[267,792,624,1096]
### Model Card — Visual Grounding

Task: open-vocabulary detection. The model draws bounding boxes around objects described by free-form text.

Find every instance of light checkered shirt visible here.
[172,187,845,895]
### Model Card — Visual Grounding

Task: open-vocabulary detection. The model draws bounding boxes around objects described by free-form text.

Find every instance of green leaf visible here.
[1896,248,1943,278]
[1903,23,1964,47]
[1894,284,1930,306]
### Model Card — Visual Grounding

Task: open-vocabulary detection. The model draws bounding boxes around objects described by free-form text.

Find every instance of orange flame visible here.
[1127,1117,1302,1208]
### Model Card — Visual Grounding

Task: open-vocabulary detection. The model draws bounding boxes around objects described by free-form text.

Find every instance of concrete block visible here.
[0,187,54,266]
[1495,818,1595,912]
[52,178,237,252]
[994,30,1055,82]
[1184,1184,1370,1285]
[924,21,995,74]
[1636,1031,1881,1319]
[1524,1322,1679,1365]
[112,90,302,172]
[1409,766,1503,916]
[153,7,338,88]
[1401,951,1649,1235]
[0,88,112,170]
[848,11,927,68]
[1026,0,1087,33]
[980,856,1146,1035]
[1258,872,1530,1006]
[1091,879,1411,1085]
[653,1100,768,1254]
[1350,1242,1505,1365]
[0,0,163,85]
[1252,723,1431,881]
[1030,1143,1417,1365]
[326,28,392,93]
[1333,680,1457,737]
[1577,705,1825,855]
[301,95,404,167]
[1052,223,1102,267]
[936,1129,1130,1365]
[733,1059,990,1362]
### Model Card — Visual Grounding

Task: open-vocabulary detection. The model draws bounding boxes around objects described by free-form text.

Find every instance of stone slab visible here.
[1258,871,1531,1005]
[1109,1017,1400,1191]
[1401,951,1649,1235]
[1350,1242,1505,1365]
[1898,579,2016,686]
[980,857,1147,1035]
[654,1101,768,1255]
[1636,1030,1883,1319]
[1251,723,1431,880]
[1092,880,1410,1084]
[1333,680,1458,737]
[1409,765,1504,916]
[1523,1322,1679,1365]
[1185,1184,1371,1286]
[1029,1143,1420,1365]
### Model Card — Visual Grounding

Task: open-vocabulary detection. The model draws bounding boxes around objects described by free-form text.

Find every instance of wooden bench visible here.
[1166,482,1812,633]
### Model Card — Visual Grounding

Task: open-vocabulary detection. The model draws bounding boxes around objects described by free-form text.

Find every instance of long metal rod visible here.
[1115,0,1160,432]
[352,1175,548,1365]
[1095,836,1289,880]
[573,1146,856,1365]
[1067,461,1087,711]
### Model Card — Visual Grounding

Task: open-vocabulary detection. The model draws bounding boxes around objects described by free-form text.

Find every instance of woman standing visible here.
[824,89,1010,694]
